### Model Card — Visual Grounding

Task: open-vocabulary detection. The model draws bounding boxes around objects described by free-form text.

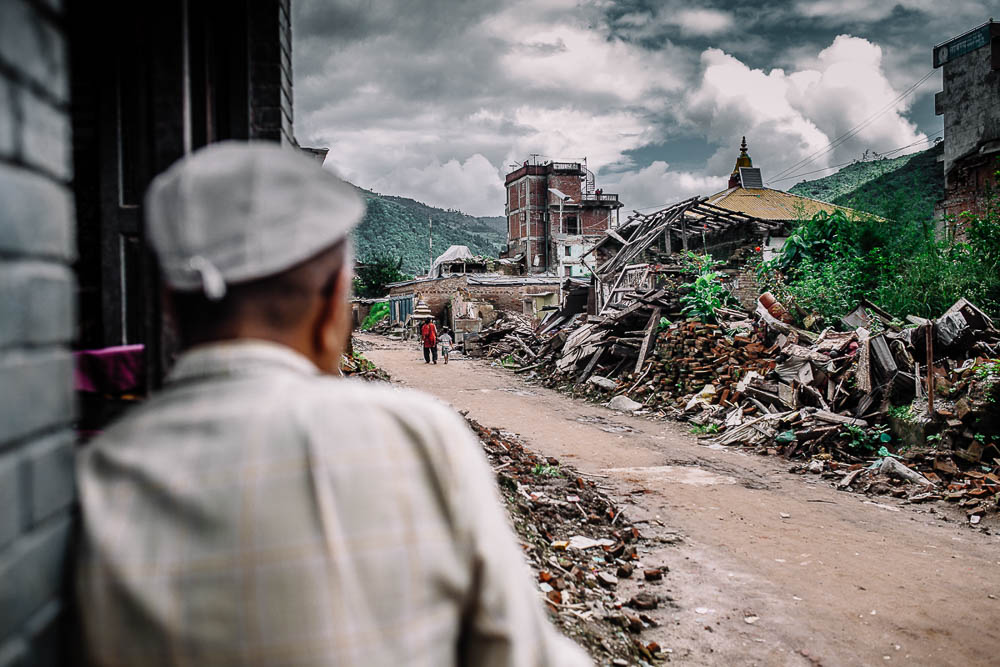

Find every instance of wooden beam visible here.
[634,306,662,375]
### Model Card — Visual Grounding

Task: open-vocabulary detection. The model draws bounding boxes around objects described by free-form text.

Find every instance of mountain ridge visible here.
[350,185,506,275]
[788,143,944,220]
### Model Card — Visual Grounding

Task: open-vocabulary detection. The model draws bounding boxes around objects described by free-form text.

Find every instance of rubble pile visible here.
[615,318,774,412]
[340,337,391,381]
[463,312,546,362]
[467,417,674,663]
[472,286,1000,518]
[381,193,1000,520]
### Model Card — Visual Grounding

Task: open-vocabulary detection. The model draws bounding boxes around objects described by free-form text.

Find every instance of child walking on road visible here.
[439,328,453,364]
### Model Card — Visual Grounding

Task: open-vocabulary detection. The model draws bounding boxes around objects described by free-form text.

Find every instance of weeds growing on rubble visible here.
[679,251,735,323]
[840,424,892,453]
[531,463,564,478]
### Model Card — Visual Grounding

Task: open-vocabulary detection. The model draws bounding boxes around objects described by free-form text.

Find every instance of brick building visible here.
[504,158,622,276]
[0,1,292,663]
[933,20,1000,223]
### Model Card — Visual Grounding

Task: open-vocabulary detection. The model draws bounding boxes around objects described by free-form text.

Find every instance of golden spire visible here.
[732,136,752,174]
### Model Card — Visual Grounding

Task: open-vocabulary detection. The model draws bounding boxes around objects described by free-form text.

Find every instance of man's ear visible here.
[313,265,354,374]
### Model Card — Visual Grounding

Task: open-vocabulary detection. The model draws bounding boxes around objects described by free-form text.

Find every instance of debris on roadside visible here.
[341,337,392,381]
[466,417,675,663]
[464,267,999,518]
[364,194,1000,521]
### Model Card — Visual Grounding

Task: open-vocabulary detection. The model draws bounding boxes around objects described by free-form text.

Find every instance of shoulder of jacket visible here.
[300,377,456,417]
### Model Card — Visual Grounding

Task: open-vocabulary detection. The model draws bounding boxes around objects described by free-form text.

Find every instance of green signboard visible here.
[934,22,993,68]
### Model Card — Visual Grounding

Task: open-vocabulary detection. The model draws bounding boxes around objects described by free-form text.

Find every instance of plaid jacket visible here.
[76,340,590,667]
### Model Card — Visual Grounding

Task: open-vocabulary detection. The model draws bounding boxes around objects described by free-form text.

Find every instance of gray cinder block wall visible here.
[0,0,77,665]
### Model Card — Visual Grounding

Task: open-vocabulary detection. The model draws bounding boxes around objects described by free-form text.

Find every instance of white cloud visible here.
[364,154,506,217]
[793,0,980,23]
[295,1,934,216]
[607,161,722,211]
[683,36,926,189]
[611,5,734,38]
[669,9,734,36]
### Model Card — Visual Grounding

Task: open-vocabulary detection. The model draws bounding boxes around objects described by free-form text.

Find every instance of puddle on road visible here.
[498,388,537,397]
[602,465,737,486]
[576,415,635,433]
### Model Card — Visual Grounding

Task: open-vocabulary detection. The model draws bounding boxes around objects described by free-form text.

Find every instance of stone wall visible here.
[388,276,560,317]
[388,277,465,319]
[466,282,556,313]
[0,0,77,664]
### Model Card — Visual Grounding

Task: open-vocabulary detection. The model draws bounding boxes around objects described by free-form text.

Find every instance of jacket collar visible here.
[167,339,321,384]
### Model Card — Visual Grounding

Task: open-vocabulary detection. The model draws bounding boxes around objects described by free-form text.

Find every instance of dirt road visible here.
[360,334,1000,666]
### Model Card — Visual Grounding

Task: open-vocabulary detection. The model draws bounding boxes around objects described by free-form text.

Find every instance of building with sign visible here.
[934,20,1000,222]
[503,158,623,276]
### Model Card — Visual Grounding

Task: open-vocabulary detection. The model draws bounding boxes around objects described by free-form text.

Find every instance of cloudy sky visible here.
[292,0,988,217]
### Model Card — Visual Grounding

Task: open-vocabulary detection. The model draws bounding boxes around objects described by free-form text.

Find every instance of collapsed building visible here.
[451,136,999,521]
[384,244,565,343]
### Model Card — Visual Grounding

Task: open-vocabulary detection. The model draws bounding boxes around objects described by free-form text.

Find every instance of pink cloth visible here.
[74,345,145,394]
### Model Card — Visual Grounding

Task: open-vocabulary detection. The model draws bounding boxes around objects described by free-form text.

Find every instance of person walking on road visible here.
[440,327,453,364]
[422,318,438,364]
[75,142,591,667]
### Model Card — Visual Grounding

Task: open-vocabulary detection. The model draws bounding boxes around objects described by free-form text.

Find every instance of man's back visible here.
[77,341,586,666]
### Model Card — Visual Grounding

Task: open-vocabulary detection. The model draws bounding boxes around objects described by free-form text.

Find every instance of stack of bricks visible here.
[628,321,775,409]
[0,1,77,664]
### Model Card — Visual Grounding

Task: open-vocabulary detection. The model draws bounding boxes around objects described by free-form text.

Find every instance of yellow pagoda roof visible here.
[705,186,861,222]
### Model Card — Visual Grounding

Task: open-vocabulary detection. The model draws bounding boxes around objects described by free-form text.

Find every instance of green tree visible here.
[353,253,411,298]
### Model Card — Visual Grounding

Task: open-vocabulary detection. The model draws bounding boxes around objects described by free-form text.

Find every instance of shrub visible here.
[360,301,389,330]
[761,167,1000,323]
[679,252,735,323]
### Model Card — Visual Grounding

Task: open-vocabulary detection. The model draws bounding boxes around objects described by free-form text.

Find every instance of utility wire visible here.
[769,131,943,185]
[766,68,937,185]
[625,130,942,213]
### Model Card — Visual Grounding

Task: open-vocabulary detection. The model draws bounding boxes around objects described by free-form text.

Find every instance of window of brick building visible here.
[565,215,580,234]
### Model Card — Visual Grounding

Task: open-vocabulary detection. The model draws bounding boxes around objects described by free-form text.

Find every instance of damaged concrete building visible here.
[933,19,1000,223]
[503,158,623,276]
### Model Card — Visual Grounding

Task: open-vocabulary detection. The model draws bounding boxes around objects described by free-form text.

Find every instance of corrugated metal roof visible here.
[386,273,564,289]
[466,275,563,286]
[705,187,857,221]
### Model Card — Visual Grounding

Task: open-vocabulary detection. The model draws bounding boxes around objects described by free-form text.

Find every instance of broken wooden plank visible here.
[810,409,867,427]
[633,307,662,375]
[577,347,604,384]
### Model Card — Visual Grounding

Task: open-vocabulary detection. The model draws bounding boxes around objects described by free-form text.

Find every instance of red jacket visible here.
[421,322,437,348]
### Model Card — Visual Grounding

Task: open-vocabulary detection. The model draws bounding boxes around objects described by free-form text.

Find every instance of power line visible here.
[768,131,943,185]
[768,68,936,182]
[625,131,942,213]
[766,68,937,185]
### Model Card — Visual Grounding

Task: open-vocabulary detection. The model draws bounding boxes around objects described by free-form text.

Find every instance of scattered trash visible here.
[568,535,617,550]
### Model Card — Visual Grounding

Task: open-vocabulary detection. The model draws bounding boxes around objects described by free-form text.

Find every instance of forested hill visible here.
[788,143,944,220]
[351,186,506,275]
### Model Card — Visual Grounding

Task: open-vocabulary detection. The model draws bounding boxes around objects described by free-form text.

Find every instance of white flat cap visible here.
[145,141,364,299]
